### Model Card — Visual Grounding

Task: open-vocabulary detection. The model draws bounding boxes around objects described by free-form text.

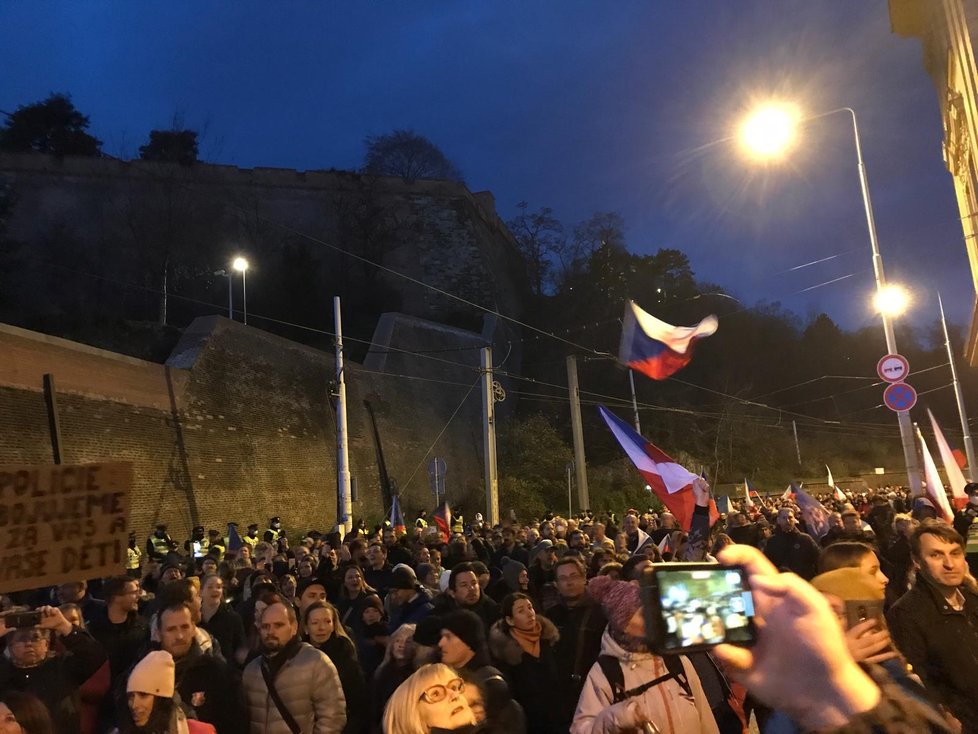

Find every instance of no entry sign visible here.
[877,354,910,383]
[883,382,917,413]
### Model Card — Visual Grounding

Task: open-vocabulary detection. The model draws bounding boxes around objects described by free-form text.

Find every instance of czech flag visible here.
[928,409,969,510]
[795,487,831,539]
[917,426,955,523]
[432,501,452,543]
[599,405,718,531]
[619,300,718,380]
[389,495,407,536]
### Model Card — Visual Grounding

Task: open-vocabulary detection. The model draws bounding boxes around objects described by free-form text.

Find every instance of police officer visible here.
[126,532,142,578]
[207,528,226,559]
[243,523,260,550]
[185,525,208,558]
[264,516,283,543]
[147,524,176,560]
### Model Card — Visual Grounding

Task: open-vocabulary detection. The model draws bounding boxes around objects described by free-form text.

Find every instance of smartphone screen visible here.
[645,564,757,653]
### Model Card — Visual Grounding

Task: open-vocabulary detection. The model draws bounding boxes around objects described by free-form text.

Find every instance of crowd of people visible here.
[0,480,977,733]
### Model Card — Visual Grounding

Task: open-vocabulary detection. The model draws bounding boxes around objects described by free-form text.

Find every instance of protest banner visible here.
[0,462,132,593]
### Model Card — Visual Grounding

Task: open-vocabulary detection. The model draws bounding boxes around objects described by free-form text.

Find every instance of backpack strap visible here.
[598,653,693,704]
[260,658,303,734]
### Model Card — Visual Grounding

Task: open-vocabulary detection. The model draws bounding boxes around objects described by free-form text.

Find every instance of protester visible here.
[382,663,476,734]
[371,624,417,731]
[0,691,54,734]
[114,650,216,734]
[0,605,107,732]
[198,574,246,668]
[764,507,821,580]
[243,601,347,733]
[385,566,434,632]
[887,521,978,732]
[303,601,367,734]
[89,576,150,685]
[431,562,501,634]
[488,592,562,734]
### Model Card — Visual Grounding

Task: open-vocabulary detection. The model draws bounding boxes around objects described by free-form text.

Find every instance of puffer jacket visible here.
[243,642,347,734]
[570,629,719,734]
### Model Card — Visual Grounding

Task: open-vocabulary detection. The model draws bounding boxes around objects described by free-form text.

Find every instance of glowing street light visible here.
[736,102,921,494]
[232,257,249,325]
[737,102,800,160]
[873,283,910,317]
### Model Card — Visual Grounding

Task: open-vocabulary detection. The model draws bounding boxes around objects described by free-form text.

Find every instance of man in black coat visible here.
[430,562,501,634]
[888,522,978,733]
[764,507,821,580]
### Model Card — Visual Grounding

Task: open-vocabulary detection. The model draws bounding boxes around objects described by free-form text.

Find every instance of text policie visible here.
[0,463,132,592]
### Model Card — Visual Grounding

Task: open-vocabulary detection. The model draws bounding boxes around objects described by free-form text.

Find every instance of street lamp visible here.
[738,103,922,495]
[232,257,249,325]
[873,284,910,317]
[213,269,233,319]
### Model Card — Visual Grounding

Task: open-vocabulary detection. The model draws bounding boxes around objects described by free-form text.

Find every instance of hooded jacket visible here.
[488,615,563,734]
[570,629,719,734]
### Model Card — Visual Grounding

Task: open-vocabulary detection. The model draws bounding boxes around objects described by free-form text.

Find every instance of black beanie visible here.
[439,609,485,654]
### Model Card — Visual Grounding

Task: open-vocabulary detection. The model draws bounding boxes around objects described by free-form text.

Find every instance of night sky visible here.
[0,1,970,337]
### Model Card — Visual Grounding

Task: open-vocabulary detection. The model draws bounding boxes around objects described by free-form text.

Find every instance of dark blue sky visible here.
[1,0,969,337]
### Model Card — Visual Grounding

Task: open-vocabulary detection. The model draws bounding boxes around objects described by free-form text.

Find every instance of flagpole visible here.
[628,369,641,434]
[567,356,590,511]
[334,297,353,536]
[939,293,977,481]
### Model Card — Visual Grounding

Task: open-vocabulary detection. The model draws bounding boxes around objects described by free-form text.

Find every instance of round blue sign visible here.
[883,382,917,412]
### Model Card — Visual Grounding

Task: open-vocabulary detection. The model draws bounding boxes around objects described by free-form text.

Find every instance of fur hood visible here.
[488,615,559,667]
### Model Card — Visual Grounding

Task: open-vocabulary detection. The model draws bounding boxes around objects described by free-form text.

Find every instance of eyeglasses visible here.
[11,632,46,644]
[419,678,464,704]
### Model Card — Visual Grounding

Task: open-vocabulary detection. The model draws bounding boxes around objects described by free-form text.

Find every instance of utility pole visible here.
[939,293,977,481]
[566,355,590,510]
[481,347,500,525]
[628,369,641,434]
[334,297,352,535]
[566,462,573,518]
[792,420,802,466]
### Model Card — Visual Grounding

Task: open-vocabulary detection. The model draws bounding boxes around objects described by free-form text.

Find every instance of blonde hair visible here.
[382,663,462,734]
[303,601,352,643]
[381,623,417,666]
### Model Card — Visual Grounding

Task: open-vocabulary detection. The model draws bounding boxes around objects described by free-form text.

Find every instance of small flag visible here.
[619,300,718,380]
[599,405,719,531]
[781,484,796,501]
[227,523,243,552]
[928,409,969,510]
[917,426,955,523]
[826,465,836,490]
[432,501,452,543]
[743,479,755,509]
[834,486,846,502]
[389,495,407,536]
[795,487,831,539]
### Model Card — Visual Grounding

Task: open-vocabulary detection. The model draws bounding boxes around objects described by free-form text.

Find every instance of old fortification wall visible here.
[0,314,492,542]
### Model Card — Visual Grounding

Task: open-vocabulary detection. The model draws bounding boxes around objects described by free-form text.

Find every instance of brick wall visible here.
[0,315,490,544]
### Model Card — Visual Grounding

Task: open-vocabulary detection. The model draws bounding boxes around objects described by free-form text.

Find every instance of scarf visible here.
[263,635,303,679]
[510,621,542,658]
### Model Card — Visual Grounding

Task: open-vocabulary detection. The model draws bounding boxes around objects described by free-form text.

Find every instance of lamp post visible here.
[213,269,233,319]
[232,257,249,325]
[739,105,922,495]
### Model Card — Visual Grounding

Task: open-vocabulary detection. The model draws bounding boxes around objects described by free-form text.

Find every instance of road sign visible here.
[883,382,917,412]
[877,354,910,383]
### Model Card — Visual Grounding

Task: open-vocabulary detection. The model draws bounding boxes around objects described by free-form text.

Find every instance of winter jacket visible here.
[547,597,607,728]
[0,626,107,733]
[888,573,978,732]
[200,603,246,667]
[172,641,248,734]
[315,635,367,734]
[763,528,821,580]
[387,588,434,632]
[243,641,347,734]
[570,629,719,734]
[488,615,564,734]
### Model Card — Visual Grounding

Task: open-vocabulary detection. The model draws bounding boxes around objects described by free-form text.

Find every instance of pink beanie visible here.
[588,574,642,632]
[128,650,175,698]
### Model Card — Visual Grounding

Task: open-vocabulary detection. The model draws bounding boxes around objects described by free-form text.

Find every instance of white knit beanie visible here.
[127,650,176,697]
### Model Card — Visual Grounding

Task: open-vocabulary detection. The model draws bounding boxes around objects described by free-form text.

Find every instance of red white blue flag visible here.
[599,405,718,531]
[619,300,718,380]
[432,501,452,543]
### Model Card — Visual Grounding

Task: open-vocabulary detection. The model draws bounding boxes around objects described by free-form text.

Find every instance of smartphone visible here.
[3,611,42,628]
[640,563,757,654]
[845,599,885,629]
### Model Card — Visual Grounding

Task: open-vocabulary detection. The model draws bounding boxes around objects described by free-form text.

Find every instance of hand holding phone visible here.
[2,610,42,629]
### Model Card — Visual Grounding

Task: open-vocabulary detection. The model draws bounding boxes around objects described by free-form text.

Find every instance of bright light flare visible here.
[232,257,249,272]
[873,284,910,317]
[738,103,800,160]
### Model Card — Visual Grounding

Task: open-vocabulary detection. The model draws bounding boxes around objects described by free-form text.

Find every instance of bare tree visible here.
[362,129,463,183]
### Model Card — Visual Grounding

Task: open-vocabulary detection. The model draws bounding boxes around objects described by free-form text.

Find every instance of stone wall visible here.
[0,314,492,543]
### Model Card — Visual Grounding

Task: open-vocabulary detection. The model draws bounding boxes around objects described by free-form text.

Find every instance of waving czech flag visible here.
[599,405,718,531]
[619,300,718,380]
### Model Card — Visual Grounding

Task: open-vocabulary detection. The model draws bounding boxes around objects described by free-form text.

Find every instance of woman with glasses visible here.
[383,663,476,734]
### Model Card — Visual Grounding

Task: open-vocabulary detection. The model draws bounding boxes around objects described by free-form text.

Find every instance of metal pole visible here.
[481,348,500,525]
[334,297,352,535]
[43,374,63,464]
[241,269,248,325]
[939,293,977,481]
[792,420,801,465]
[227,273,233,319]
[846,108,922,496]
[566,463,573,518]
[628,369,642,434]
[566,355,590,510]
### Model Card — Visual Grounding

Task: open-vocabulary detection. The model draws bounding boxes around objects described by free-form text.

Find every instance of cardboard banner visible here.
[0,462,132,593]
